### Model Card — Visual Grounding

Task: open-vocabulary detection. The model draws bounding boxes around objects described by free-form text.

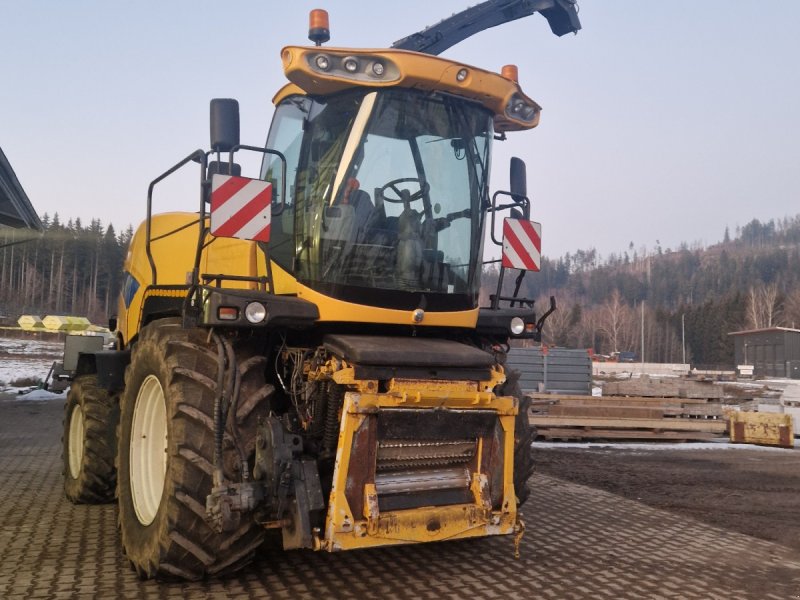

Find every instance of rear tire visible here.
[117,320,271,580]
[501,369,534,507]
[62,374,118,504]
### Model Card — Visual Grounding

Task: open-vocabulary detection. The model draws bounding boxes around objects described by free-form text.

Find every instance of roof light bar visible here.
[307,51,400,82]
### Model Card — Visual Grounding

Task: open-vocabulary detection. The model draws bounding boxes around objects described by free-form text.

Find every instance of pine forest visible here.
[0,215,131,325]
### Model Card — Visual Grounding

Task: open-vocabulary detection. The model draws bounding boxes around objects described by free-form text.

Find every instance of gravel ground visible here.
[535,444,800,552]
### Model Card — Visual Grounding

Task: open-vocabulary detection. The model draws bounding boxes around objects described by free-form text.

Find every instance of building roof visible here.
[728,327,800,336]
[0,146,43,230]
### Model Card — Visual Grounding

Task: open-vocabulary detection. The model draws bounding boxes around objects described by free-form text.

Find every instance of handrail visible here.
[145,149,207,285]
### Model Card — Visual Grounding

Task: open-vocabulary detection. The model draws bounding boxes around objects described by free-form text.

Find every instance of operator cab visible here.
[261,88,492,311]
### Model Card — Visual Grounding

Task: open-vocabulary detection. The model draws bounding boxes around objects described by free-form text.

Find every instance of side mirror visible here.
[207,161,242,178]
[210,98,240,153]
[510,156,527,204]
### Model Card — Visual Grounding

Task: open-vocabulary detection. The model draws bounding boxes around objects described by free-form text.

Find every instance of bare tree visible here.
[596,290,634,354]
[745,283,782,329]
[541,293,577,347]
[782,289,800,329]
[764,283,781,327]
[577,307,599,351]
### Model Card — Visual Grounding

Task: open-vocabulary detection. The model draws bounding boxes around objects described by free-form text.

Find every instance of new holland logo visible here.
[210,175,272,242]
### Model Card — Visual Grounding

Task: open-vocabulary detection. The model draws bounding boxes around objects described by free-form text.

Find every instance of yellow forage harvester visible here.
[60,2,580,580]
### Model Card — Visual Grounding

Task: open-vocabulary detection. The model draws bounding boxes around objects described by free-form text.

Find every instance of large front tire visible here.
[62,374,118,504]
[502,369,535,507]
[117,320,271,580]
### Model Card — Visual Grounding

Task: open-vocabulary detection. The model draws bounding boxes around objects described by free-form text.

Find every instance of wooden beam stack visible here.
[529,387,728,442]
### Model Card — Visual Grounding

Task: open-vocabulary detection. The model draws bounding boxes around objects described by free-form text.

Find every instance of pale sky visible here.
[2,1,799,259]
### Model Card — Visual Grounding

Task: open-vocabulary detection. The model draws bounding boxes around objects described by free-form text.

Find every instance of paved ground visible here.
[1,397,799,599]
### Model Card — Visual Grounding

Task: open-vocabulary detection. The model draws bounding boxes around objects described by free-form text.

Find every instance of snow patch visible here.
[0,335,62,388]
[533,439,797,451]
[12,388,67,401]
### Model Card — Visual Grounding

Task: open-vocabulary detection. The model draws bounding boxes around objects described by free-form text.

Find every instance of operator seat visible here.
[348,189,373,241]
[396,202,424,287]
[339,178,373,242]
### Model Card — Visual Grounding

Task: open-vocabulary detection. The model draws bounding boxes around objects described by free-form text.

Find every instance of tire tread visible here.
[116,320,269,580]
[62,374,119,504]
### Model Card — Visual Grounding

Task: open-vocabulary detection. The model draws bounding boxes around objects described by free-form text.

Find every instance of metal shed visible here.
[506,347,592,394]
[729,327,800,379]
[1,146,42,230]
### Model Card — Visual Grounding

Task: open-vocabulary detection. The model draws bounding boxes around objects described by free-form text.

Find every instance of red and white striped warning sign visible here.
[502,218,541,271]
[210,175,272,242]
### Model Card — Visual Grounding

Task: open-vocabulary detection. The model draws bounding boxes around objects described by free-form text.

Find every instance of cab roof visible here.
[274,46,542,133]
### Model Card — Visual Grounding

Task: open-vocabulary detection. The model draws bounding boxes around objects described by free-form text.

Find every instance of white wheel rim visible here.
[68,404,85,479]
[130,374,168,525]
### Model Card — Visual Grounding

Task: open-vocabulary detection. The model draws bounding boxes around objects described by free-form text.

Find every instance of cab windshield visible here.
[262,88,492,310]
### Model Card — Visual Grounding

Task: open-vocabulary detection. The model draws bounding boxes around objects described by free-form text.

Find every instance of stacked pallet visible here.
[529,390,728,442]
[602,375,723,400]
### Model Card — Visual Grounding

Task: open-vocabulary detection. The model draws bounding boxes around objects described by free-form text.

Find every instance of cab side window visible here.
[261,97,308,271]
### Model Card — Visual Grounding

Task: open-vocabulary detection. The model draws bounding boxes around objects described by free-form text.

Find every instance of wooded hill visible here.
[487,215,800,367]
[3,213,799,367]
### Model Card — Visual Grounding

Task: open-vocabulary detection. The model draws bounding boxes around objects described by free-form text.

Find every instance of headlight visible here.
[304,51,400,82]
[505,93,539,123]
[343,57,359,73]
[510,317,525,335]
[315,54,331,71]
[244,302,267,324]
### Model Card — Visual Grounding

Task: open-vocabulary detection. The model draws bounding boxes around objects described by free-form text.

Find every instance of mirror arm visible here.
[228,145,288,216]
[488,190,531,246]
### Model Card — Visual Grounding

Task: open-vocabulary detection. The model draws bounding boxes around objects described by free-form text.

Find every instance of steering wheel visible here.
[378,178,430,204]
